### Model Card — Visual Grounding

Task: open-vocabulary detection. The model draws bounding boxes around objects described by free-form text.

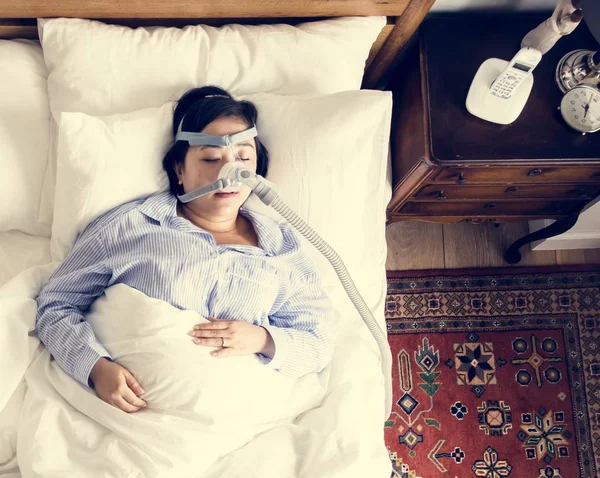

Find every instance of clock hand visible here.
[583,97,593,119]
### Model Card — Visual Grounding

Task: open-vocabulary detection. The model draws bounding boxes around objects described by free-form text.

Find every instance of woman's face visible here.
[175,116,258,219]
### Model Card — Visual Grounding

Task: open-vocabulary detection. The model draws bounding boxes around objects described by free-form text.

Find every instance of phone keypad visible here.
[491,72,526,99]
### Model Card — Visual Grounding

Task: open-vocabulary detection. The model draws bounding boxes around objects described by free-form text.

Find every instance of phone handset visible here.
[489,47,543,99]
[466,47,543,125]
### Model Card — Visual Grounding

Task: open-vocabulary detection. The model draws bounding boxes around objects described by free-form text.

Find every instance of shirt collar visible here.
[138,191,282,256]
[238,206,281,256]
[138,190,178,225]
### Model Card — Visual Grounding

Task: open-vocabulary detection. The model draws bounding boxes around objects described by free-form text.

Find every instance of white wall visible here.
[530,201,600,251]
[431,0,558,11]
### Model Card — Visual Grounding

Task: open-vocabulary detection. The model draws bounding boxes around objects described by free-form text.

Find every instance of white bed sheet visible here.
[0,266,391,478]
[0,167,393,476]
[0,231,51,287]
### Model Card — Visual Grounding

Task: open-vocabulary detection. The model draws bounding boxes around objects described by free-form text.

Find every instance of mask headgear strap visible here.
[175,93,258,144]
[175,122,258,147]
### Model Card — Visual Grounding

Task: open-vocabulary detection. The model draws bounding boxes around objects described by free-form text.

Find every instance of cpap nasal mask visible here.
[176,121,393,422]
[175,122,258,202]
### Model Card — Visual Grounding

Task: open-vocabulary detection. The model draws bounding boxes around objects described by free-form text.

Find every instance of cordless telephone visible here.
[490,48,543,99]
[466,47,543,124]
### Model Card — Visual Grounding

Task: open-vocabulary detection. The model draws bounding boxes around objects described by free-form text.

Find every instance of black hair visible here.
[162,85,270,196]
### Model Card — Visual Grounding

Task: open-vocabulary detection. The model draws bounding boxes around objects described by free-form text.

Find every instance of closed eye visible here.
[203,158,251,162]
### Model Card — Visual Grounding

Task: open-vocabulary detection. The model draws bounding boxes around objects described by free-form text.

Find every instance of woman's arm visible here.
[260,272,335,378]
[35,229,113,387]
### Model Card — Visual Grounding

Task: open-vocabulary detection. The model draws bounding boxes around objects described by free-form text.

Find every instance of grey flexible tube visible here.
[184,166,393,418]
[264,194,393,421]
[222,168,392,420]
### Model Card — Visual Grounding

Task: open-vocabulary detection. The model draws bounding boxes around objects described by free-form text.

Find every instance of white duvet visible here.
[0,264,391,477]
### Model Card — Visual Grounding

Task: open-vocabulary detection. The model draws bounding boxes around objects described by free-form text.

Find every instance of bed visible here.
[0,1,434,476]
[0,232,51,287]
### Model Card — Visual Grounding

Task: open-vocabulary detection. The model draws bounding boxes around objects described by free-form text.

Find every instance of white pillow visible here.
[0,40,50,236]
[37,16,386,226]
[52,90,392,315]
[52,104,173,259]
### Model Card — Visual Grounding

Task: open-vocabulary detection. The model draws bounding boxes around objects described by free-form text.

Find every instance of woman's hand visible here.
[90,358,147,413]
[188,317,275,358]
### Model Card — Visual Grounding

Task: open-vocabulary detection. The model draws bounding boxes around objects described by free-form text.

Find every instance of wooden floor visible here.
[386,220,600,271]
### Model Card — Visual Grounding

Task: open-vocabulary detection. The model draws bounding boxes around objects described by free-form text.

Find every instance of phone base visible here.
[466,58,534,125]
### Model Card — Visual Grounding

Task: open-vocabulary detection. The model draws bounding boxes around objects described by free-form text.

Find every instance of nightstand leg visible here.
[504,213,581,264]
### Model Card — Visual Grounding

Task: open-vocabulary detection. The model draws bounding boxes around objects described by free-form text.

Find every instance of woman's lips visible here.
[214,192,238,198]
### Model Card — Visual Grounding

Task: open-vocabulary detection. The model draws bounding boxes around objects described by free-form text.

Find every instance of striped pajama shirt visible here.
[35,191,334,387]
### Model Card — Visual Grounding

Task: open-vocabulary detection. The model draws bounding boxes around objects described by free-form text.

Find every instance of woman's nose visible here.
[222,148,239,163]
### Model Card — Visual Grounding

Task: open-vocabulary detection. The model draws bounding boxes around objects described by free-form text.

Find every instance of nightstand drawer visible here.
[432,166,600,184]
[398,200,585,216]
[414,184,600,201]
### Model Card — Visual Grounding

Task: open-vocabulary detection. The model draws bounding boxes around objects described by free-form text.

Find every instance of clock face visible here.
[560,86,600,133]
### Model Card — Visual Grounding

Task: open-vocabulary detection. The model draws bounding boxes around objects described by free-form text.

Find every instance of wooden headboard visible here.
[0,0,435,89]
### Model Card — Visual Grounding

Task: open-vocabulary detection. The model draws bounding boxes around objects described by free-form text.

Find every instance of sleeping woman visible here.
[35,86,334,413]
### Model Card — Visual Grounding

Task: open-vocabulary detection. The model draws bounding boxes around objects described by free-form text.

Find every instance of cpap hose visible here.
[245,172,393,422]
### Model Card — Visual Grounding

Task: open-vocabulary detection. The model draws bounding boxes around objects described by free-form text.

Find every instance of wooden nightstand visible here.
[387,13,600,262]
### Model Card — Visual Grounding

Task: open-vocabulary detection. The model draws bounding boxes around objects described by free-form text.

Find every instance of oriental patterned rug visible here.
[384,266,600,478]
